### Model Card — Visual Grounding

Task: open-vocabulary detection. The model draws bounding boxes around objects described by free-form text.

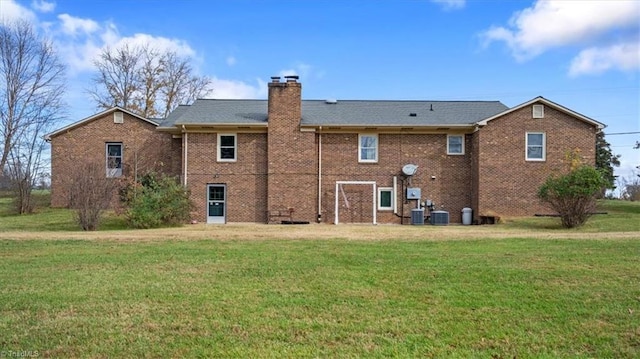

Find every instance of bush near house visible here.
[121,172,193,228]
[538,165,607,228]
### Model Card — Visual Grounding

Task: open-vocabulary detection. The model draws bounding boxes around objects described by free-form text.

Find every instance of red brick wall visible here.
[319,132,473,224]
[50,111,179,208]
[185,132,268,223]
[476,102,597,217]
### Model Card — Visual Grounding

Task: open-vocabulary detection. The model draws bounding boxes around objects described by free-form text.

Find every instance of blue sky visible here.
[2,0,639,181]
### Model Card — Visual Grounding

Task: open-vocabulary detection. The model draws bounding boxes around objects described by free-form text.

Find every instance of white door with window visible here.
[207,184,226,224]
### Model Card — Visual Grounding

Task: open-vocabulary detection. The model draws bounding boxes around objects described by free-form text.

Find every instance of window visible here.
[533,104,544,119]
[359,134,378,162]
[378,187,393,211]
[526,132,545,161]
[106,142,123,177]
[217,134,237,162]
[447,135,464,155]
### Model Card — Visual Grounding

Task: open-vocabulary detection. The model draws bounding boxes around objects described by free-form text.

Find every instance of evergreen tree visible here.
[595,132,620,191]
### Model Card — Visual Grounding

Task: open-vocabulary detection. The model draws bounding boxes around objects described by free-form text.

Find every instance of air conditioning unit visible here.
[430,211,449,225]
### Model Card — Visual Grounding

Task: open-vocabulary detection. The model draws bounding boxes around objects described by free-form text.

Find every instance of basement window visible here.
[359,134,378,163]
[378,187,393,211]
[106,142,123,177]
[447,135,464,155]
[217,134,237,162]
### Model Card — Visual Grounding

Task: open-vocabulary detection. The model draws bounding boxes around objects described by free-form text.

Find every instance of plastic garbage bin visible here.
[462,207,472,225]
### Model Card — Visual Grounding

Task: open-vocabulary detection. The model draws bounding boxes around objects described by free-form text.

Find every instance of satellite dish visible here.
[402,164,418,176]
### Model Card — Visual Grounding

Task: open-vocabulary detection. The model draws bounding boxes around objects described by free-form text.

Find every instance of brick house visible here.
[46,76,604,224]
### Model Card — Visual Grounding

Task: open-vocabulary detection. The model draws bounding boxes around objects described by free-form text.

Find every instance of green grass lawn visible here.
[0,197,639,357]
[1,238,639,358]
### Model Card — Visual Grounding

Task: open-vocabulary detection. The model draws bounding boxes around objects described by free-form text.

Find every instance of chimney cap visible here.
[284,75,299,82]
[270,76,281,83]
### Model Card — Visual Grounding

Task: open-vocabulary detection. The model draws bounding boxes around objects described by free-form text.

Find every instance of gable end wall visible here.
[476,104,597,217]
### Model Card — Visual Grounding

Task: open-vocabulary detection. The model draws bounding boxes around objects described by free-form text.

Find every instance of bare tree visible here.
[89,45,210,118]
[0,20,66,213]
[87,44,142,112]
[69,162,120,230]
[160,51,210,118]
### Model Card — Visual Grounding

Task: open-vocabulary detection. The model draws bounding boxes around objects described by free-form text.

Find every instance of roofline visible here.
[476,96,606,129]
[175,122,268,127]
[45,107,158,140]
[300,123,475,128]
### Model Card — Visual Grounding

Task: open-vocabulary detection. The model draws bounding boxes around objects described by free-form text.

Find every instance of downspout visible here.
[317,126,322,223]
[393,176,398,214]
[182,125,188,187]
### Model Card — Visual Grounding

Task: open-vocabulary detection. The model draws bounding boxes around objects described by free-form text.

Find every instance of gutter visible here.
[317,126,322,223]
[182,125,188,187]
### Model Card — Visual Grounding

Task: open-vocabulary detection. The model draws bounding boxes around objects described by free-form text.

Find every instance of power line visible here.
[605,132,640,135]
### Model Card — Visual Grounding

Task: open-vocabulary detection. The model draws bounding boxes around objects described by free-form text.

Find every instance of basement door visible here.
[207,184,226,224]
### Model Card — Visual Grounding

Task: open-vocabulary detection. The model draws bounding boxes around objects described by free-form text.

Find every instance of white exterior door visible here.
[207,184,226,224]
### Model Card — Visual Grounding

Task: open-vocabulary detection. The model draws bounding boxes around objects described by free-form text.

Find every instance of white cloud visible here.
[278,63,314,79]
[431,0,465,11]
[569,42,640,77]
[0,0,37,24]
[206,77,267,99]
[226,56,236,66]
[481,0,640,75]
[58,13,99,36]
[31,0,55,13]
[53,16,198,74]
[483,0,640,59]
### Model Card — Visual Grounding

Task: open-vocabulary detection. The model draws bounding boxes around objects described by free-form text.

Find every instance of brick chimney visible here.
[266,76,317,222]
[267,75,301,123]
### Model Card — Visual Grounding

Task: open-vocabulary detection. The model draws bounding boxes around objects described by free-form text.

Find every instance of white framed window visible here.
[526,132,546,161]
[217,134,237,162]
[533,104,544,119]
[359,134,378,163]
[447,135,464,155]
[378,187,394,211]
[106,142,123,177]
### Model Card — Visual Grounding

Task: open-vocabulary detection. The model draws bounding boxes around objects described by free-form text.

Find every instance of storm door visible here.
[207,184,226,224]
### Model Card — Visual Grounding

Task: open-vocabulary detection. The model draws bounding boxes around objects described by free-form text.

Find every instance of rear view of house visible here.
[47,76,604,224]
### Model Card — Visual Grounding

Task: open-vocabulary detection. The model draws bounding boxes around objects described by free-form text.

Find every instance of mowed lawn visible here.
[0,198,639,358]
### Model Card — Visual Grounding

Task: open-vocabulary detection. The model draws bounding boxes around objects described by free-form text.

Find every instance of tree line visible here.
[0,20,209,214]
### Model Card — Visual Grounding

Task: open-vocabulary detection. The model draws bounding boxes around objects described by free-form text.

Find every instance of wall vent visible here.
[114,111,124,124]
[533,104,544,119]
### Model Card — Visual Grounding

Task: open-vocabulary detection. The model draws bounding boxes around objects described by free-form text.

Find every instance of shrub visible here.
[538,165,607,228]
[122,172,193,229]
[69,163,120,231]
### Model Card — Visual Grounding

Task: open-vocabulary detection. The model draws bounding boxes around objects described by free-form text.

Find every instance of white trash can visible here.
[462,207,472,225]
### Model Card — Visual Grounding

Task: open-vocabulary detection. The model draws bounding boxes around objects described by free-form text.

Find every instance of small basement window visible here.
[378,187,394,211]
[532,104,544,119]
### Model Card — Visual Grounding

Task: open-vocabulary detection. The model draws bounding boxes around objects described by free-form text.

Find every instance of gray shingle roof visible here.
[173,100,268,125]
[301,100,508,126]
[163,99,508,127]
